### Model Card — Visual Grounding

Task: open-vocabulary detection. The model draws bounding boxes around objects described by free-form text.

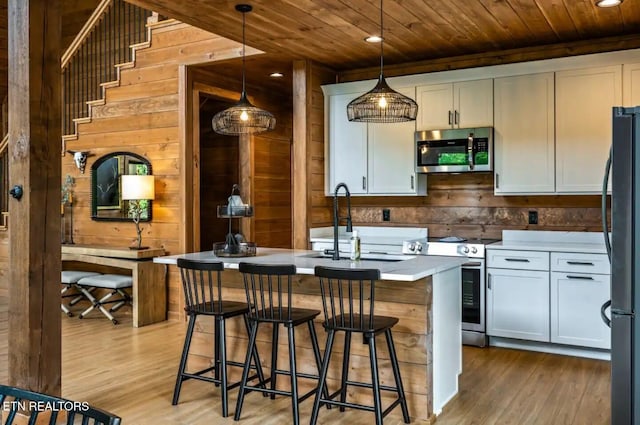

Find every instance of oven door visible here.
[461,260,485,333]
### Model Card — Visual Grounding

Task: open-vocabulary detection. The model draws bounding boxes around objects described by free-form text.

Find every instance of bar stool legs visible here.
[173,313,266,418]
[310,329,336,425]
[172,314,196,405]
[368,334,383,425]
[270,325,279,399]
[310,329,411,425]
[287,325,299,425]
[339,331,352,412]
[386,329,410,423]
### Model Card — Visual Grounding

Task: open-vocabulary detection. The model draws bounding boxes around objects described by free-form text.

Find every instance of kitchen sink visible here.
[301,253,413,262]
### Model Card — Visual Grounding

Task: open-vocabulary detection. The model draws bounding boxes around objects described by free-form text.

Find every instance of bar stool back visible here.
[311,266,411,425]
[173,258,265,418]
[234,262,327,425]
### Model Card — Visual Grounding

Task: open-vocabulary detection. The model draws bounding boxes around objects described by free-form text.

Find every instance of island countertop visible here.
[154,247,467,282]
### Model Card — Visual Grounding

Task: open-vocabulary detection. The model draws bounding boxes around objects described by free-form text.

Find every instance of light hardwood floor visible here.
[1,308,611,424]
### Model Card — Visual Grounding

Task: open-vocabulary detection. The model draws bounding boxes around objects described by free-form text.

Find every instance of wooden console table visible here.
[61,244,167,327]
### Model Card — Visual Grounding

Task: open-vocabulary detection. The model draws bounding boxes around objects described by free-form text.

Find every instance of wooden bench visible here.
[61,244,167,327]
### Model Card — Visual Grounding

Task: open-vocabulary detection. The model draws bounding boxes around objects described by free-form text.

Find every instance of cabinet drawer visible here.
[550,252,610,275]
[487,250,549,271]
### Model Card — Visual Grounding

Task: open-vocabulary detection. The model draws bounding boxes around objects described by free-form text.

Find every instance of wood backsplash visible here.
[311,173,609,240]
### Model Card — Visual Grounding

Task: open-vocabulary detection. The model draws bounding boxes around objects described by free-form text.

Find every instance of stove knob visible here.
[471,246,478,254]
[416,242,423,252]
[461,246,470,254]
[409,242,416,252]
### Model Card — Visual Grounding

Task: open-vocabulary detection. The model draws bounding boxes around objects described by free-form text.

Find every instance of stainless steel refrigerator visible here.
[604,106,640,425]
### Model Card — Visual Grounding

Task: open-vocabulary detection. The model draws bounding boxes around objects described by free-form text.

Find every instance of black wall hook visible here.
[9,185,23,200]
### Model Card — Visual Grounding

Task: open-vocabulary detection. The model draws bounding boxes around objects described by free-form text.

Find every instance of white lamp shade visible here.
[121,175,155,200]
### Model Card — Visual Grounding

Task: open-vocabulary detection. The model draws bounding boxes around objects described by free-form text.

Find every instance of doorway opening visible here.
[198,94,239,252]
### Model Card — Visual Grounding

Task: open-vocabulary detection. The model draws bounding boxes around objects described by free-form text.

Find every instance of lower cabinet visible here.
[486,268,550,342]
[550,272,611,349]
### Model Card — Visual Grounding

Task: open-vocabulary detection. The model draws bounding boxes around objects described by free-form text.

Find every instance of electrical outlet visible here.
[528,210,538,225]
[382,209,391,222]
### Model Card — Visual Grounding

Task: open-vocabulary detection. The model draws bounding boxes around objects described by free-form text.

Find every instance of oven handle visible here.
[462,262,482,268]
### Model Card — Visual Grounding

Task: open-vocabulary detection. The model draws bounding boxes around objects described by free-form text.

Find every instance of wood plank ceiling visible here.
[126,0,640,72]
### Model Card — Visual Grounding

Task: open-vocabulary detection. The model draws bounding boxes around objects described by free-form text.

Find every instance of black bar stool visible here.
[172,258,266,418]
[310,266,411,425]
[233,262,328,425]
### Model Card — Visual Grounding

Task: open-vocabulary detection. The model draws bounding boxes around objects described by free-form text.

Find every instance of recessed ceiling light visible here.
[365,35,383,43]
[270,72,284,78]
[596,0,622,7]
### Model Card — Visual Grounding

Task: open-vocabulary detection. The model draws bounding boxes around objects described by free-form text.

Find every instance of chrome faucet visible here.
[332,182,353,260]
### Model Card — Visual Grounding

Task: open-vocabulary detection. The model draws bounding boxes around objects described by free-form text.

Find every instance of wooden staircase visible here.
[61,0,162,144]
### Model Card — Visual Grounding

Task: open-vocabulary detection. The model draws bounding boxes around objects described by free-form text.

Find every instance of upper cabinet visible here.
[416,79,493,130]
[327,91,368,195]
[323,85,426,196]
[494,73,555,194]
[555,65,621,193]
[623,62,640,106]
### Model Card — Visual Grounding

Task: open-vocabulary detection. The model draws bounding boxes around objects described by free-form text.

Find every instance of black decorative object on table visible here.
[214,184,256,257]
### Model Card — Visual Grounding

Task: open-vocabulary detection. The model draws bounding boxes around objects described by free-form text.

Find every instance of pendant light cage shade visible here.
[347,76,418,123]
[212,95,276,135]
[211,4,276,135]
[347,0,418,123]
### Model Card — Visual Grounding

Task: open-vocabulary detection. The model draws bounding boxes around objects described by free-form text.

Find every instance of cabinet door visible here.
[550,272,611,349]
[623,62,640,106]
[486,268,550,342]
[454,79,493,129]
[493,73,555,194]
[556,66,621,193]
[368,87,418,194]
[328,92,368,194]
[416,83,453,130]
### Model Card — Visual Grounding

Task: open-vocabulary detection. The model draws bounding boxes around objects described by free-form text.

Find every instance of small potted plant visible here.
[61,174,75,244]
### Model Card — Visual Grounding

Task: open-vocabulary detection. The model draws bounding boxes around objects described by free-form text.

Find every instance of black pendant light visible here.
[212,4,276,135]
[347,0,418,123]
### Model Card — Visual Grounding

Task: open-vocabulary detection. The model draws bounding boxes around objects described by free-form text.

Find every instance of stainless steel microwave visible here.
[415,127,493,173]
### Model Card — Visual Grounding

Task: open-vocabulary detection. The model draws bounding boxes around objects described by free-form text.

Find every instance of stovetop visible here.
[427,237,501,245]
[402,237,501,258]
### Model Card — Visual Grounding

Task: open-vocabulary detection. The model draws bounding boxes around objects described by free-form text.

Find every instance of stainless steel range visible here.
[402,236,499,347]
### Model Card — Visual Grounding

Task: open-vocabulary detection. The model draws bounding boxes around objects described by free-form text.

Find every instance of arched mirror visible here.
[91,152,153,221]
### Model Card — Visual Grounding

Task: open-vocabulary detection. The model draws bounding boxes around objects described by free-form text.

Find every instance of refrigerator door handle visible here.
[600,299,612,328]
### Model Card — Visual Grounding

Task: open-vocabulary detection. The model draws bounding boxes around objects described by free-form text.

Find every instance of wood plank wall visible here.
[252,100,293,249]
[306,63,336,238]
[64,21,252,318]
[310,172,607,240]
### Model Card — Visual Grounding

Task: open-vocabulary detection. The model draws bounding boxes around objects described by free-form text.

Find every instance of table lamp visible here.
[121,174,155,250]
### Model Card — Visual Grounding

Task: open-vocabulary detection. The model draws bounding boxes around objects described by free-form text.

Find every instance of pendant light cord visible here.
[379,0,384,79]
[241,10,246,96]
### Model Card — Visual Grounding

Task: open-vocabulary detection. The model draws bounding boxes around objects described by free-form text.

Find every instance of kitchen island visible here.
[155,248,465,422]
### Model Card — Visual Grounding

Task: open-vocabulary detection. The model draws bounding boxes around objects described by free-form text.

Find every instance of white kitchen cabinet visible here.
[493,73,555,194]
[550,272,611,349]
[327,91,368,194]
[486,268,550,342]
[368,88,419,194]
[555,65,621,193]
[623,62,640,106]
[324,85,425,196]
[416,79,493,130]
[550,252,611,349]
